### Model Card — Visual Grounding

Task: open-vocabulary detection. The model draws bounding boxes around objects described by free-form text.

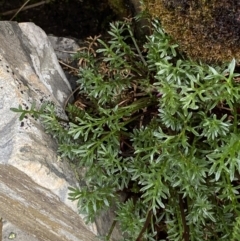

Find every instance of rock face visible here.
[0,21,98,241]
[48,35,81,90]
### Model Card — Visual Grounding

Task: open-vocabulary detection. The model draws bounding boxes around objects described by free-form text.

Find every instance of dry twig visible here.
[0,1,47,18]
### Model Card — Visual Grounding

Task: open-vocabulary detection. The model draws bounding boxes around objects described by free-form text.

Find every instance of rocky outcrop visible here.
[48,35,81,90]
[0,21,98,241]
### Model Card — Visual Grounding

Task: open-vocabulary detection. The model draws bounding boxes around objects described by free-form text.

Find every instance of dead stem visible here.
[0,1,47,18]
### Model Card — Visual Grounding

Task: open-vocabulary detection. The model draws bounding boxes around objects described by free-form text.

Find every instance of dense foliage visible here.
[12,19,240,240]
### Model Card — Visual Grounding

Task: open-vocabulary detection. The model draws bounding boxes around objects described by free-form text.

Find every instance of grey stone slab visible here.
[0,21,98,241]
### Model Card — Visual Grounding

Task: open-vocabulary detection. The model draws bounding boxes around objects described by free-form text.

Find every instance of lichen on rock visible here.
[144,0,240,63]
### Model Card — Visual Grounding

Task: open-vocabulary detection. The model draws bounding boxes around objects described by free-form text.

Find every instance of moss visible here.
[143,0,240,63]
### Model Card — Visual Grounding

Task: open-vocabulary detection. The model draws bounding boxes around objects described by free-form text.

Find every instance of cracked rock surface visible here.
[0,21,98,241]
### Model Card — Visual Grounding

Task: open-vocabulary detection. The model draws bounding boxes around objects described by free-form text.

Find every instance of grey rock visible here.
[2,220,39,241]
[48,36,81,90]
[48,36,81,63]
[0,21,98,241]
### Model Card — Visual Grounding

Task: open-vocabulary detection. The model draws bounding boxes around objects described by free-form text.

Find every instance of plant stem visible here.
[10,0,31,20]
[136,210,152,241]
[127,25,147,67]
[106,220,117,241]
[1,1,47,17]
[179,194,189,241]
[233,104,238,133]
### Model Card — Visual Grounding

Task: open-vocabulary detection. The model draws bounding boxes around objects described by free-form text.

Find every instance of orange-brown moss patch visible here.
[144,0,240,63]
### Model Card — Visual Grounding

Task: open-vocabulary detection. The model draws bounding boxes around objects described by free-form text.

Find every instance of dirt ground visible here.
[0,0,119,39]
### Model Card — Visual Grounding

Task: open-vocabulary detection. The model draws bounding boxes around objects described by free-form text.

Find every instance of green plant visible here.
[12,18,240,240]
